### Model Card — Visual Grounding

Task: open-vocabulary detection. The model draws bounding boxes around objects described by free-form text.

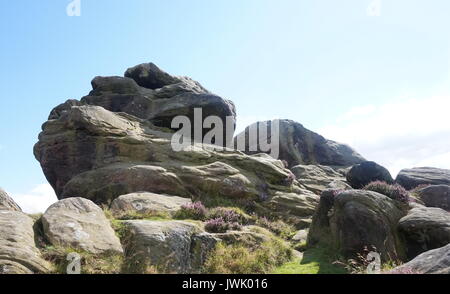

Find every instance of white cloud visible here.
[10,184,58,214]
[319,94,450,177]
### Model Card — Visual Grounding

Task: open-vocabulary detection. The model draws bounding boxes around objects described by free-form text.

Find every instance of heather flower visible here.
[175,201,207,220]
[363,181,410,203]
[205,217,241,233]
[207,207,247,224]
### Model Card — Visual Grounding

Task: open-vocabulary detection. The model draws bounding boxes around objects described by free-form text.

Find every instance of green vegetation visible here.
[41,246,123,274]
[273,247,347,274]
[203,238,293,274]
[255,217,296,240]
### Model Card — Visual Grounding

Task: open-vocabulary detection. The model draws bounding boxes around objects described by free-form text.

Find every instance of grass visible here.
[41,246,124,274]
[203,238,293,274]
[272,247,347,274]
[255,217,296,240]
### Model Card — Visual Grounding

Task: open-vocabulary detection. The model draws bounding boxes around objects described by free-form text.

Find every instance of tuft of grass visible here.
[113,210,171,221]
[41,246,123,274]
[273,247,347,274]
[203,238,293,274]
[255,217,296,240]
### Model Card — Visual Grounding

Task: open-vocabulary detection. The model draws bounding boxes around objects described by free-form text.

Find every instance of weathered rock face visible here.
[34,104,318,224]
[308,190,407,262]
[121,220,218,273]
[346,161,394,189]
[396,167,450,190]
[0,211,51,274]
[235,120,365,168]
[0,188,21,211]
[398,206,450,259]
[416,185,450,211]
[42,198,123,254]
[81,62,236,140]
[110,192,192,216]
[291,165,350,194]
[390,244,450,274]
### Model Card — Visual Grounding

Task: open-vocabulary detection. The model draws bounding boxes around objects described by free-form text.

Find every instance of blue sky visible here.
[1,0,450,212]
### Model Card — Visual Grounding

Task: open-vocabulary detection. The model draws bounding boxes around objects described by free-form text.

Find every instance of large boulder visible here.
[110,192,192,217]
[34,104,318,223]
[398,206,450,259]
[291,165,350,194]
[42,198,123,254]
[346,161,394,189]
[121,220,219,273]
[308,190,407,262]
[0,188,21,211]
[396,167,450,190]
[235,119,365,168]
[0,210,51,274]
[390,244,450,274]
[416,185,450,210]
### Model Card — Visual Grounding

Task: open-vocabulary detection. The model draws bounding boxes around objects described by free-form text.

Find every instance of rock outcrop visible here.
[0,188,21,212]
[42,198,123,254]
[396,167,450,190]
[346,161,394,189]
[390,244,450,274]
[111,192,192,217]
[82,63,236,140]
[416,185,450,210]
[308,190,407,262]
[291,165,350,194]
[0,210,50,274]
[34,65,320,227]
[398,206,450,259]
[235,120,365,168]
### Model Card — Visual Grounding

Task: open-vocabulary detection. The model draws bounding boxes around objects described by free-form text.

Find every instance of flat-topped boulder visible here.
[396,167,450,190]
[110,192,192,217]
[291,165,349,194]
